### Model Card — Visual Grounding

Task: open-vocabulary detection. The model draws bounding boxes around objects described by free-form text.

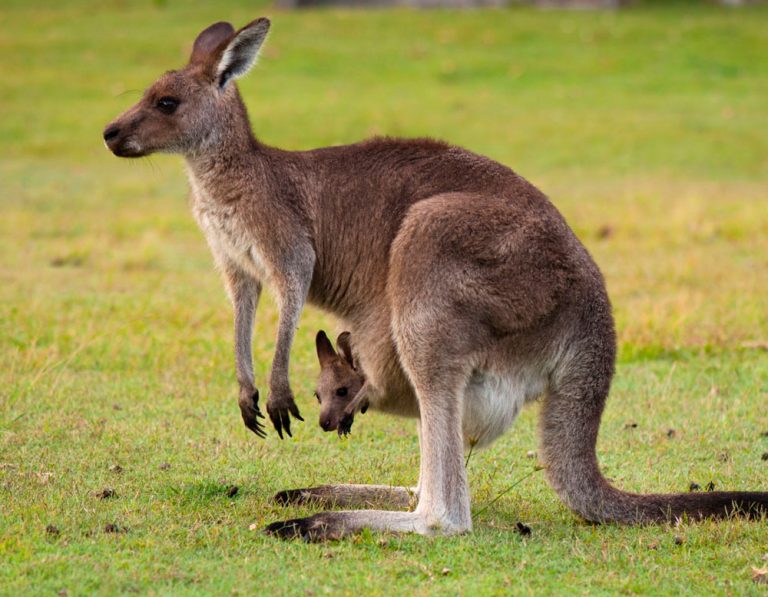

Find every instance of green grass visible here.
[2,1,768,594]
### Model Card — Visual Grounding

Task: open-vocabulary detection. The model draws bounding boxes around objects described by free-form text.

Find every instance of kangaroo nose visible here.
[320,418,333,432]
[103,126,120,142]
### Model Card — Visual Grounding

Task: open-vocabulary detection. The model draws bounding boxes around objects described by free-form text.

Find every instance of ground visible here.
[1,0,767,594]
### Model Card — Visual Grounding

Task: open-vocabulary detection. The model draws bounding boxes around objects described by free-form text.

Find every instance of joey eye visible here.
[314,392,321,404]
[156,96,180,114]
[335,387,348,398]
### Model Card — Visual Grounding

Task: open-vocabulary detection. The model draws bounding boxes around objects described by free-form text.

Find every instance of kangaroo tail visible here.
[540,321,767,523]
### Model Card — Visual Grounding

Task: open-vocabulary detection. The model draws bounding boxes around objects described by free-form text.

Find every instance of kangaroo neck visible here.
[185,141,266,201]
[184,91,274,204]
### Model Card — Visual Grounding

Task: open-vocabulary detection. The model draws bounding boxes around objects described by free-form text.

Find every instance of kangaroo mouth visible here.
[106,137,148,158]
[103,125,148,158]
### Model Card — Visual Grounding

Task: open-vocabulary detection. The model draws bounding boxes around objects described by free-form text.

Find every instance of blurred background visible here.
[1,1,767,593]
[2,0,766,362]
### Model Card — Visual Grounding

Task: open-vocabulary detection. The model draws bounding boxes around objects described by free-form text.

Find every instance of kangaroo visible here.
[103,17,768,540]
[314,331,369,437]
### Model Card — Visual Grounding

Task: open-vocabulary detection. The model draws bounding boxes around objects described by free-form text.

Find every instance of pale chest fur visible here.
[187,169,270,281]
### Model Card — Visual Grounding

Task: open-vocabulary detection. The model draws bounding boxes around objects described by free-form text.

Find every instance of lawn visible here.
[1,0,767,594]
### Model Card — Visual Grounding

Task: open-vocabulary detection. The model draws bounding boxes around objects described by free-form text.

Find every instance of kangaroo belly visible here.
[462,369,546,449]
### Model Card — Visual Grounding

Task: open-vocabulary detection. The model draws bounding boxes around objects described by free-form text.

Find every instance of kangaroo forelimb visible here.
[266,266,313,438]
[226,265,265,438]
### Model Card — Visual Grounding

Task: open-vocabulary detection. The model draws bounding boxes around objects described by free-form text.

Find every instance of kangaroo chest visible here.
[187,172,270,281]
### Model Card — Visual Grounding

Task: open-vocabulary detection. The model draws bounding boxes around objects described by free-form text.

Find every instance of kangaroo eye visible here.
[335,387,348,397]
[314,392,321,404]
[156,96,180,114]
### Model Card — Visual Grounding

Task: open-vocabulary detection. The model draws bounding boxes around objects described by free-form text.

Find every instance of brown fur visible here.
[104,18,768,540]
[314,331,369,435]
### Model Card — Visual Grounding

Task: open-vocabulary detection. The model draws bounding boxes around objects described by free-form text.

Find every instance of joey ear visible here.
[190,22,236,66]
[215,17,270,89]
[316,330,337,367]
[336,332,355,368]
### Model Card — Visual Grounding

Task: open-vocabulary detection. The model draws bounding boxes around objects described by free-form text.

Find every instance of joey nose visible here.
[320,418,333,432]
[103,126,120,142]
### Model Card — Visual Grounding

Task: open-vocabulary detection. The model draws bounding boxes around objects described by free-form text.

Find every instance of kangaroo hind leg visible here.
[265,326,473,540]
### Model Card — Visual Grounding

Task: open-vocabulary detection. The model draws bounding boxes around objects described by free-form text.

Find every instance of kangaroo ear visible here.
[316,330,337,367]
[190,21,235,66]
[336,332,355,368]
[215,17,270,89]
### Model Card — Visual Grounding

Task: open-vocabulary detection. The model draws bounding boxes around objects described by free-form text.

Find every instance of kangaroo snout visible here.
[102,120,145,158]
[102,123,121,153]
[320,416,336,432]
[103,125,120,142]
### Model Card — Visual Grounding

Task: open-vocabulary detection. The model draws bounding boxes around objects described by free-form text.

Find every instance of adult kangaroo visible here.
[103,17,768,540]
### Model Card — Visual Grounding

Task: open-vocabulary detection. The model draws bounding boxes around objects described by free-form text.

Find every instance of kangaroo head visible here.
[314,331,366,435]
[103,18,269,158]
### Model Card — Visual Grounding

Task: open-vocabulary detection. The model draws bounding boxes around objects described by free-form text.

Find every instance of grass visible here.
[1,0,768,594]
